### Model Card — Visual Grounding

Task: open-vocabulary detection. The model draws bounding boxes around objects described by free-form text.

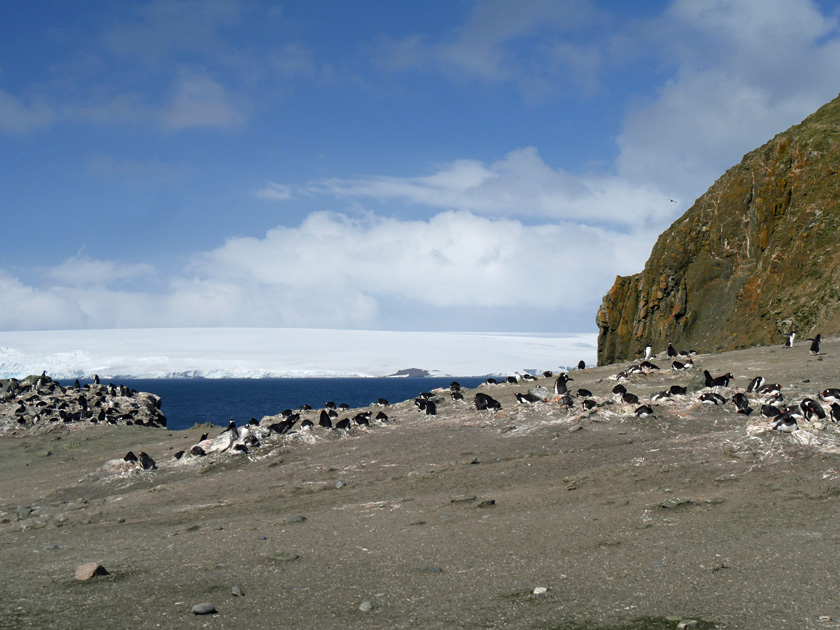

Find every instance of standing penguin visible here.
[808,334,822,355]
[554,373,573,396]
[784,330,796,348]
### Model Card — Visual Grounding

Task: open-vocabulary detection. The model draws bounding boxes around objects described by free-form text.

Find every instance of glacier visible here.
[0,328,598,380]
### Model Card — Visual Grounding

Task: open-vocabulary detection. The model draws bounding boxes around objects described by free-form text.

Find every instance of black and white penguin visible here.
[515,392,541,404]
[335,418,351,430]
[582,399,597,410]
[450,381,461,392]
[577,360,586,370]
[761,404,783,418]
[522,372,538,381]
[820,388,840,404]
[554,373,573,396]
[622,392,639,405]
[475,392,501,411]
[319,410,333,429]
[699,392,726,405]
[831,403,840,423]
[375,411,388,422]
[666,343,677,357]
[799,398,826,421]
[704,370,733,388]
[123,451,138,463]
[634,404,654,418]
[542,371,554,378]
[138,452,156,470]
[772,412,798,432]
[376,398,389,406]
[808,334,822,355]
[732,393,753,415]
[651,390,672,402]
[669,385,687,396]
[644,344,654,360]
[612,384,627,396]
[451,391,465,402]
[784,330,796,348]
[576,388,593,398]
[746,376,765,393]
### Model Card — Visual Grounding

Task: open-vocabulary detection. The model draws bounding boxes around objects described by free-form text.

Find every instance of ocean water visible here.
[80,377,488,431]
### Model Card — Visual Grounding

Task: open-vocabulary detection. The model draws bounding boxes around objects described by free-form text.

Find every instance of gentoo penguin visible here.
[622,392,639,405]
[576,388,593,398]
[375,411,388,422]
[746,376,765,393]
[612,384,627,396]
[123,451,138,463]
[669,385,687,396]
[474,392,501,411]
[451,391,465,402]
[808,334,822,355]
[666,343,677,358]
[651,390,672,402]
[761,404,783,418]
[644,344,654,360]
[93,374,100,385]
[138,452,156,470]
[704,370,733,388]
[542,371,554,378]
[335,418,351,430]
[634,404,654,418]
[515,392,541,404]
[820,388,840,404]
[699,392,726,405]
[577,360,586,370]
[799,398,826,421]
[772,412,798,432]
[376,398,389,407]
[450,381,461,392]
[831,403,840,423]
[784,330,796,348]
[732,393,753,415]
[319,410,333,429]
[554,373,573,395]
[582,399,597,410]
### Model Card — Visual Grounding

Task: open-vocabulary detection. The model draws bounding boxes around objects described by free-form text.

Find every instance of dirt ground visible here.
[3,339,840,629]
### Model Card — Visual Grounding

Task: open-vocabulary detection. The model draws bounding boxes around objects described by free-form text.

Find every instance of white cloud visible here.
[618,0,840,201]
[256,182,293,201]
[162,70,249,129]
[307,147,673,227]
[0,209,652,331]
[0,90,54,134]
[45,256,157,288]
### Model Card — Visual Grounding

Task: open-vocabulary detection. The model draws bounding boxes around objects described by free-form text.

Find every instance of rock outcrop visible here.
[597,93,840,365]
[0,373,166,434]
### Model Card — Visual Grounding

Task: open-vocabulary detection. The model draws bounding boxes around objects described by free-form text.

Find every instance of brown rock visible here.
[597,92,840,364]
[75,562,109,581]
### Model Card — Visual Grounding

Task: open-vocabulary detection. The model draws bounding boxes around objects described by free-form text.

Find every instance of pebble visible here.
[42,544,59,551]
[283,515,307,524]
[191,603,217,615]
[359,600,374,612]
[677,621,699,630]
[231,586,244,597]
[335,480,347,488]
[450,495,476,503]
[420,566,443,573]
[477,499,496,508]
[269,552,300,562]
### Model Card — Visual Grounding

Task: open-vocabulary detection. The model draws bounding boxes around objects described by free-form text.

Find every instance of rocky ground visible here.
[3,340,840,629]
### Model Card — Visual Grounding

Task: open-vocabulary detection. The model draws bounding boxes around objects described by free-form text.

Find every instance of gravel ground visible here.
[2,339,840,630]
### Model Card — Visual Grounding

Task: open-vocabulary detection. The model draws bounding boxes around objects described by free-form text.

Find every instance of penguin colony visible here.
[20,329,838,475]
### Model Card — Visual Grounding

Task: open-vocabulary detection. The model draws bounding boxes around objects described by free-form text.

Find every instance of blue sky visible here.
[2,0,840,333]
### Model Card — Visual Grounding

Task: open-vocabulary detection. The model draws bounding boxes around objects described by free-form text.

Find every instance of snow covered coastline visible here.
[0,328,597,380]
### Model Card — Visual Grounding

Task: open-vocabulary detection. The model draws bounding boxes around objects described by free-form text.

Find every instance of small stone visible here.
[677,621,699,630]
[191,603,217,615]
[359,600,374,612]
[335,480,347,488]
[43,544,59,551]
[231,586,244,597]
[75,562,109,581]
[269,552,300,562]
[283,515,307,524]
[661,498,691,509]
[477,500,496,508]
[598,538,621,547]
[420,566,443,573]
[532,586,549,598]
[450,495,476,503]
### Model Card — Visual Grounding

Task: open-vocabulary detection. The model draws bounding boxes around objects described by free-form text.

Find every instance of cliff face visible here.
[597,93,840,365]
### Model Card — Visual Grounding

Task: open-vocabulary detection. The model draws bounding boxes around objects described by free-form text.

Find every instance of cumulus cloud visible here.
[305,147,673,228]
[0,210,652,331]
[45,255,157,288]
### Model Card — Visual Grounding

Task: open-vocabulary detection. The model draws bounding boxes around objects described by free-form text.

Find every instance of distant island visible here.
[387,368,432,377]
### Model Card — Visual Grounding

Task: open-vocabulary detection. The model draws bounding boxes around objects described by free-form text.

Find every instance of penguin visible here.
[138,452,156,470]
[474,392,501,411]
[319,410,333,429]
[522,373,538,381]
[669,385,687,396]
[558,395,575,408]
[732,393,753,415]
[450,381,461,392]
[93,374,100,385]
[221,418,237,436]
[577,360,586,370]
[451,391,465,402]
[784,330,796,348]
[486,378,498,385]
[672,361,686,371]
[820,388,840,404]
[761,404,783,418]
[582,399,597,410]
[634,405,654,418]
[772,412,798,432]
[515,392,541,404]
[576,388,593,398]
[542,371,554,378]
[699,392,726,405]
[325,401,336,409]
[335,418,351,430]
[338,403,350,411]
[422,401,436,416]
[808,334,822,355]
[639,361,660,372]
[644,344,654,360]
[554,373,573,396]
[328,409,338,418]
[123,451,138,463]
[301,419,314,429]
[622,392,639,405]
[799,398,826,421]
[376,398,389,406]
[612,384,627,396]
[831,402,840,423]
[746,376,765,393]
[666,343,677,357]
[704,370,733,388]
[651,390,672,402]
[375,411,388,422]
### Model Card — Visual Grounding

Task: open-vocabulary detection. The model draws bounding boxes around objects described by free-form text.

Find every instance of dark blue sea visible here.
[78,377,487,431]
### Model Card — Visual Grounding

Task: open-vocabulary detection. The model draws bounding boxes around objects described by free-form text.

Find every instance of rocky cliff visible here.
[597,93,840,365]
